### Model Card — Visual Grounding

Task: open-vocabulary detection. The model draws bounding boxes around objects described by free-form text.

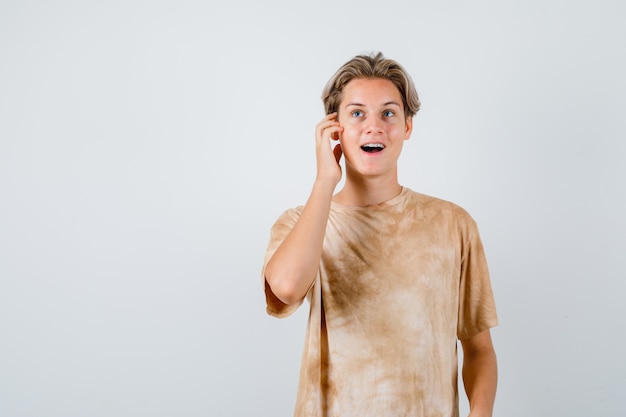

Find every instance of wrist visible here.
[313,176,340,190]
[467,405,493,417]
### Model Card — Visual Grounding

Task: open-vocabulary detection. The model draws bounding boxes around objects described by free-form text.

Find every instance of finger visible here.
[317,113,337,127]
[316,113,338,131]
[316,121,339,138]
[317,117,339,129]
[317,124,341,143]
[330,126,343,141]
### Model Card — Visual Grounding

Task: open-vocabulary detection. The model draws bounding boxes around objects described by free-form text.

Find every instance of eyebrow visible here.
[344,101,402,108]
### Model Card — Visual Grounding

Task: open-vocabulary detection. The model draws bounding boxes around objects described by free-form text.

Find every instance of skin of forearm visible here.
[462,345,498,417]
[264,178,337,305]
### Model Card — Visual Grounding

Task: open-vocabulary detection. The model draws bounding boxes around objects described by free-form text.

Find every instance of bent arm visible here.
[265,114,343,306]
[461,329,498,417]
[264,178,336,305]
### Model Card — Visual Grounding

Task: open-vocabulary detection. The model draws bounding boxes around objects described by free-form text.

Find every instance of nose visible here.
[365,117,384,135]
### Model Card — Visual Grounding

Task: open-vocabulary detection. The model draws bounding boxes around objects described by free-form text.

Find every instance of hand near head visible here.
[315,112,343,185]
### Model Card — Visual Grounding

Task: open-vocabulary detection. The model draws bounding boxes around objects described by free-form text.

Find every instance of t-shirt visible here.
[262,187,498,417]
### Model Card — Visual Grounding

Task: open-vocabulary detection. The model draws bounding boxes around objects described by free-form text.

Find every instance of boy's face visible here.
[337,77,413,181]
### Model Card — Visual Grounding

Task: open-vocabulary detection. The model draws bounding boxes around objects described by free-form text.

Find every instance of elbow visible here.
[266,277,300,305]
[265,271,305,306]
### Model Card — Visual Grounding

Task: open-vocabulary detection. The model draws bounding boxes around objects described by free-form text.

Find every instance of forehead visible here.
[341,78,402,106]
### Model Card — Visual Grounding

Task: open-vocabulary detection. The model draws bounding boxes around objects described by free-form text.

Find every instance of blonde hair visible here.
[321,52,420,118]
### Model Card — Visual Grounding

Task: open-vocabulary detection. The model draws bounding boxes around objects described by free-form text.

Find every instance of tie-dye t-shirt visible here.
[263,187,498,417]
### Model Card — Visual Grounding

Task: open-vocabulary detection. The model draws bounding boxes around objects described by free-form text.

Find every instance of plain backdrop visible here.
[1,1,624,416]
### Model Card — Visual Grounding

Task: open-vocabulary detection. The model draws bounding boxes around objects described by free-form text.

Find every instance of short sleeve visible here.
[457,217,499,340]
[262,207,305,318]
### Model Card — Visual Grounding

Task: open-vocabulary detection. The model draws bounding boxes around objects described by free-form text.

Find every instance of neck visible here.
[333,174,402,207]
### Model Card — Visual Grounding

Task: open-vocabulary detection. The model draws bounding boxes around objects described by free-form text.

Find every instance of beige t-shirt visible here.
[263,187,498,417]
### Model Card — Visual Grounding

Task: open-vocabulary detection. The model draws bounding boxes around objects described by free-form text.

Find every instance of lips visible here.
[361,143,385,153]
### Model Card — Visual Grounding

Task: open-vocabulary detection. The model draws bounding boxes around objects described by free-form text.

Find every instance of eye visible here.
[383,110,395,117]
[351,110,364,118]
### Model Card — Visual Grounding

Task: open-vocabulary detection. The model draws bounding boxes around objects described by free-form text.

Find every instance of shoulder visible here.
[277,205,304,221]
[269,205,304,232]
[403,187,476,225]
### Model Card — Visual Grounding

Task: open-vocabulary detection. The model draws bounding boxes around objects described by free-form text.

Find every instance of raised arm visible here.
[264,113,343,305]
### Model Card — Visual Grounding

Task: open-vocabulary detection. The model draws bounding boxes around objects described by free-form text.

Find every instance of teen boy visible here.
[262,52,498,417]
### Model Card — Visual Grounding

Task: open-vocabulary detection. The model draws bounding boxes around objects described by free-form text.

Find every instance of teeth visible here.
[362,143,384,149]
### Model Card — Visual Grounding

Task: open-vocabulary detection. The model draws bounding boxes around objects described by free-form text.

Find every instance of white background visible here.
[1,1,624,416]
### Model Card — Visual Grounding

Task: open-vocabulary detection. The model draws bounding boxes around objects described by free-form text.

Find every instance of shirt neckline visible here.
[330,186,410,212]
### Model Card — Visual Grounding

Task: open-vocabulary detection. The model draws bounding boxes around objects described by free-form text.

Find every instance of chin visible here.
[350,168,393,180]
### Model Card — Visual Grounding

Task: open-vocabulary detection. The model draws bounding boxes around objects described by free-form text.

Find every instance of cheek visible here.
[390,123,408,136]
[338,128,358,152]
[339,123,359,139]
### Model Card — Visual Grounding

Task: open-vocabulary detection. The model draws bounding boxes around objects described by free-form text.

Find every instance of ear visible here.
[404,116,413,140]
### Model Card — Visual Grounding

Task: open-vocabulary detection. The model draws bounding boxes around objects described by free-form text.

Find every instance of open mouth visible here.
[361,143,385,153]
